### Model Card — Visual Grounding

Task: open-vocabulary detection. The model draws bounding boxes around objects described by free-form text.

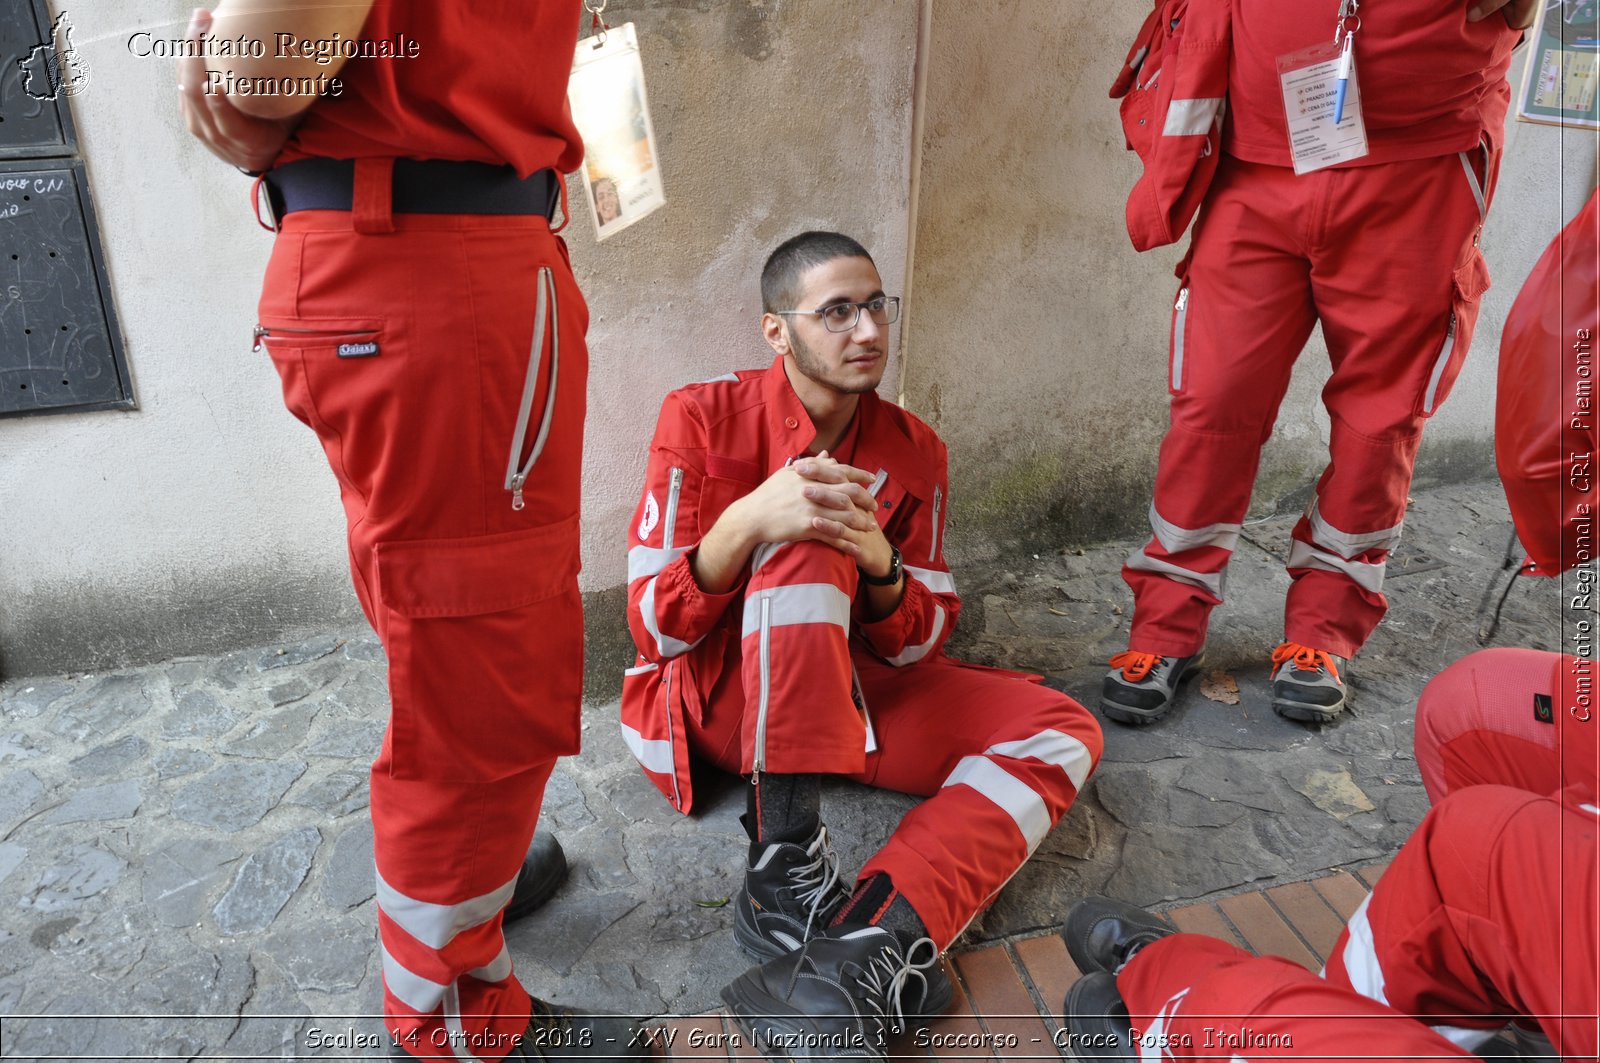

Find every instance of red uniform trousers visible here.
[687,540,1102,948]
[260,195,588,1059]
[1117,787,1599,1060]
[1415,647,1598,806]
[1124,150,1494,658]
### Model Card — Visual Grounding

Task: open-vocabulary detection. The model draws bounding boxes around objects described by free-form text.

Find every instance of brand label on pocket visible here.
[337,341,380,358]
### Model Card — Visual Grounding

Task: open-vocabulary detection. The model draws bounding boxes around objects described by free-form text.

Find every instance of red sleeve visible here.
[857,438,960,666]
[625,393,740,663]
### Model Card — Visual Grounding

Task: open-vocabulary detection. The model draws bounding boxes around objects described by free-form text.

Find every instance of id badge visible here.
[1276,39,1370,174]
[568,23,667,241]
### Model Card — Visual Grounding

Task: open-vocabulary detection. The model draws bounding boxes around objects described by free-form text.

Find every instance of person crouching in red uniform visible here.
[178,2,645,1058]
[620,232,1104,1061]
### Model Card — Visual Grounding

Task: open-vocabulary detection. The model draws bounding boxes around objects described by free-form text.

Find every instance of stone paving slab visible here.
[0,480,1560,1059]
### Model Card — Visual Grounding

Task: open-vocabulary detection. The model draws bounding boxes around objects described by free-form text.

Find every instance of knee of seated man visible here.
[753,538,858,584]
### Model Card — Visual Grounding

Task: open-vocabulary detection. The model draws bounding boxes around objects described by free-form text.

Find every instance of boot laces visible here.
[788,825,849,937]
[1109,650,1162,683]
[1271,642,1341,682]
[855,936,941,1039]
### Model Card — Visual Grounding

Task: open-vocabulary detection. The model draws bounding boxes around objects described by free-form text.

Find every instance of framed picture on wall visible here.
[1516,0,1600,129]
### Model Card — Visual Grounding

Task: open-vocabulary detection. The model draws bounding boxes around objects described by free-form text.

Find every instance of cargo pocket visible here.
[376,516,582,783]
[1417,250,1490,418]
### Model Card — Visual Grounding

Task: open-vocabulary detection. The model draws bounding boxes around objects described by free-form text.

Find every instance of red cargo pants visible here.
[687,540,1102,947]
[1116,787,1599,1061]
[258,175,588,1059]
[1125,150,1495,658]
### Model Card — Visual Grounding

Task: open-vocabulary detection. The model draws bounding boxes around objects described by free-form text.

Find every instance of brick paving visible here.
[657,860,1387,1062]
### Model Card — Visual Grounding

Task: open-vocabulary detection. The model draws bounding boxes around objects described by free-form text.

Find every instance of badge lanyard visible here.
[1274,0,1372,174]
[567,3,668,241]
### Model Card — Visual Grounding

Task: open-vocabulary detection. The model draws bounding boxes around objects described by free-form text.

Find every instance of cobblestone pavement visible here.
[0,480,1558,1060]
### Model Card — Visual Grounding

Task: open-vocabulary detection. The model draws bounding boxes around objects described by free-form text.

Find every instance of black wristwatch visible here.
[859,545,902,587]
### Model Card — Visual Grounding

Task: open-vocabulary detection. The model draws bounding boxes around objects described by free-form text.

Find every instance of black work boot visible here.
[504,833,569,924]
[1100,650,1206,725]
[734,824,851,961]
[1060,971,1138,1062]
[721,925,952,1062]
[1060,896,1173,975]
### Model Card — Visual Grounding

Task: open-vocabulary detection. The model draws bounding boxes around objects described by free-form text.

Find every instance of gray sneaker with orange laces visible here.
[1270,642,1348,721]
[1098,649,1206,726]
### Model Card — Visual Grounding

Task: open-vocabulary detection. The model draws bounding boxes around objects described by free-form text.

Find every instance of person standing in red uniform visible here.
[1104,0,1526,726]
[178,2,645,1058]
[621,232,1103,1060]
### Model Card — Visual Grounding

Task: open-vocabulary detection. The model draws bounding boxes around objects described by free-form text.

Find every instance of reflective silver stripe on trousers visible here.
[443,982,487,1063]
[751,540,786,574]
[1125,550,1226,599]
[1162,96,1224,137]
[740,583,852,640]
[886,604,947,666]
[941,754,1052,849]
[1285,501,1397,597]
[639,576,698,658]
[1148,503,1242,555]
[1334,894,1388,1002]
[376,868,519,951]
[1458,148,1487,224]
[1139,987,1190,1063]
[1307,499,1403,558]
[904,564,956,596]
[621,720,675,775]
[381,941,451,1014]
[986,729,1096,793]
[629,544,691,582]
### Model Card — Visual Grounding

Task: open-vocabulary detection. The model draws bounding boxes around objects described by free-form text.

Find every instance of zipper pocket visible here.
[504,267,562,511]
[252,324,380,353]
[1171,287,1190,391]
[753,596,772,774]
[1421,311,1457,415]
[929,485,943,562]
[663,467,684,550]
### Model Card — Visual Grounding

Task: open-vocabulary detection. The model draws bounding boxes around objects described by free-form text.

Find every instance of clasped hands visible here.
[730,452,896,580]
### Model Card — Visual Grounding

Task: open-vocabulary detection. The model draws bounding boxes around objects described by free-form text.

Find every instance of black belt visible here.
[262,159,559,224]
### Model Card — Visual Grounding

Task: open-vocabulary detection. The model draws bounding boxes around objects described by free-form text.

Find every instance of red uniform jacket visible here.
[621,358,957,812]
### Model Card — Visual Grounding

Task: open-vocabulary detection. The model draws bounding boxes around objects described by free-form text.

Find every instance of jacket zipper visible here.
[662,661,682,809]
[1172,287,1190,390]
[929,485,943,562]
[753,596,772,773]
[504,267,561,511]
[252,324,376,352]
[1422,312,1457,415]
[663,467,684,550]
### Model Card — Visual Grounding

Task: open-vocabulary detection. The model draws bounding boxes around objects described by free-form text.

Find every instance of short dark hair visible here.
[761,231,874,313]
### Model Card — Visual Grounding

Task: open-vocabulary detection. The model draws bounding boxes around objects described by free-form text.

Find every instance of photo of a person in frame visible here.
[592,176,622,226]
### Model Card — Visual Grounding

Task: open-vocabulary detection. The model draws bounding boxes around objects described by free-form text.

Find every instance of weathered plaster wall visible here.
[0,0,918,677]
[904,4,1594,561]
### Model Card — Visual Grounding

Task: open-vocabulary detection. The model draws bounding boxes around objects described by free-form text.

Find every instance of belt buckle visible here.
[251,174,281,234]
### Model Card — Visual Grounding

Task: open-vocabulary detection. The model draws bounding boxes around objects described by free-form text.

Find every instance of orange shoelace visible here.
[1271,642,1341,682]
[1109,650,1162,682]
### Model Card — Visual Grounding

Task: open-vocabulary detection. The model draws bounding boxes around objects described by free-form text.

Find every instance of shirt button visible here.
[785,417,799,429]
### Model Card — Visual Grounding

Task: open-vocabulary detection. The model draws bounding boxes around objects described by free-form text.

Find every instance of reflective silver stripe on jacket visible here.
[639,576,699,658]
[903,564,956,596]
[1163,96,1224,136]
[886,604,946,666]
[621,720,675,775]
[629,544,691,582]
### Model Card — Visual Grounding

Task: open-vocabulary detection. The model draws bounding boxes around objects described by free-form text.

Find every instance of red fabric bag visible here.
[1497,190,1599,575]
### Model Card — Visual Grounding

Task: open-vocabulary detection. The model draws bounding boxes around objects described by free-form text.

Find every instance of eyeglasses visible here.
[772,296,901,333]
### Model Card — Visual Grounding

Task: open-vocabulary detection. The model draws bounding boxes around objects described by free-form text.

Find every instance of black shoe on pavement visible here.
[1060,896,1173,976]
[388,998,649,1060]
[1099,650,1205,726]
[734,823,852,961]
[1060,971,1137,1062]
[504,833,569,924]
[721,925,952,1062]
[1269,642,1348,722]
